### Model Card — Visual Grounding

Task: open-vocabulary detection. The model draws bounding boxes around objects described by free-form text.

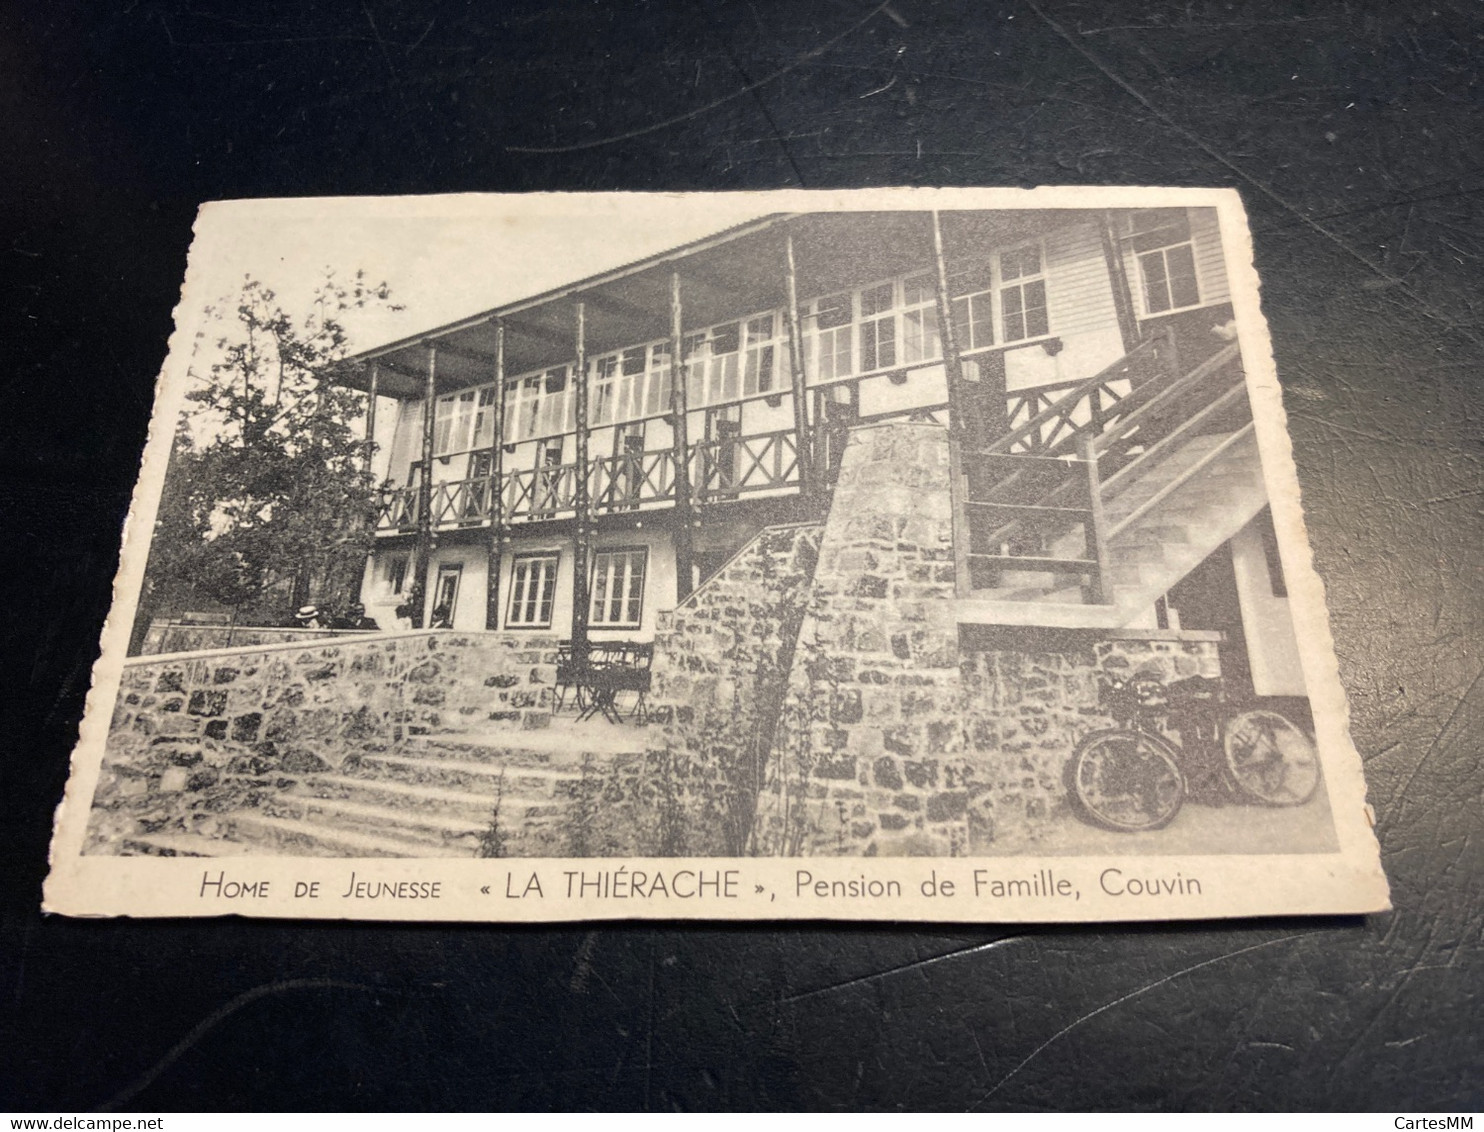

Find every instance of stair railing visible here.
[956,335,1248,605]
[978,332,1168,458]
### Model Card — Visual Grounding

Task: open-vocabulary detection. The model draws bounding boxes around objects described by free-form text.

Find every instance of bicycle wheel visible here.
[1068,729,1185,832]
[1223,710,1321,806]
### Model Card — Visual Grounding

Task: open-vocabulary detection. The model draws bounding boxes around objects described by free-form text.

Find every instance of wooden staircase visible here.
[954,334,1263,629]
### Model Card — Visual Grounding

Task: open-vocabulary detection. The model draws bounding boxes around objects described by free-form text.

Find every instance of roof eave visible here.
[345,212,797,367]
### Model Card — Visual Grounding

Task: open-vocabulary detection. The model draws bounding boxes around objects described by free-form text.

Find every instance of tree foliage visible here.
[142,271,401,625]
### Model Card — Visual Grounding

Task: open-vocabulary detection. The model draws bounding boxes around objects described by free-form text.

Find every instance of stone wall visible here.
[751,420,1225,857]
[138,620,376,656]
[754,421,966,857]
[86,631,557,853]
[955,630,1222,849]
[632,521,824,856]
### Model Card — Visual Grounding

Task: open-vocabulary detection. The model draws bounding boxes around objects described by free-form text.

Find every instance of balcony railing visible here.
[692,428,799,503]
[376,431,804,532]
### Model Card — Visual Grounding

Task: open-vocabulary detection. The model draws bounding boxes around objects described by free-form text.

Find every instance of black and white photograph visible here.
[45,187,1386,921]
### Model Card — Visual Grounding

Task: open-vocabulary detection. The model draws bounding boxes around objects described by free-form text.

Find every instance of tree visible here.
[136,271,401,638]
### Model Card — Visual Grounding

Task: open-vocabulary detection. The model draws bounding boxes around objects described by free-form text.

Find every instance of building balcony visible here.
[376,426,804,533]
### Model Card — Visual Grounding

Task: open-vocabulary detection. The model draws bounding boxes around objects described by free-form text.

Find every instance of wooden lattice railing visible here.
[954,336,1248,603]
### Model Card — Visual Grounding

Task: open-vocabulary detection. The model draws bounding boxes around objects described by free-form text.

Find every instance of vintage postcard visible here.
[44,187,1389,922]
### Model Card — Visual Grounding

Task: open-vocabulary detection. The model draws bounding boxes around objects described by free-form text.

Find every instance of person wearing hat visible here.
[289,604,327,629]
[332,602,380,631]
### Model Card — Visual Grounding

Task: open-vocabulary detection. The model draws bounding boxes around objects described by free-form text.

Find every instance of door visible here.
[534,438,564,516]
[705,405,742,497]
[432,564,462,628]
[610,422,645,510]
[465,450,495,522]
[815,382,859,484]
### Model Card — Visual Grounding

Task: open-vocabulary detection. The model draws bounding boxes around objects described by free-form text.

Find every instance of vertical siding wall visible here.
[1005,218,1125,390]
[1190,206,1231,306]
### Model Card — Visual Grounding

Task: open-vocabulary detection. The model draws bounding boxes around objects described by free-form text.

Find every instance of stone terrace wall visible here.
[754,422,967,857]
[628,522,823,856]
[138,620,376,656]
[86,631,557,853]
[955,631,1221,848]
[751,420,1225,857]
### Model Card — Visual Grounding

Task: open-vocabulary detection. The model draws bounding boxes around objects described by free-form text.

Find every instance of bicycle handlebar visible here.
[1098,672,1225,720]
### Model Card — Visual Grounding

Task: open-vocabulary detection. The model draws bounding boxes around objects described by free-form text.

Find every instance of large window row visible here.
[429,242,1061,457]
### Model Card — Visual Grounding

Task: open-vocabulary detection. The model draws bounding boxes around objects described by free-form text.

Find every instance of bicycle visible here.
[1066,672,1322,832]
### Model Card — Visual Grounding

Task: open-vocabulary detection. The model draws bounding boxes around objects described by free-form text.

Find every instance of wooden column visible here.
[931,210,973,597]
[350,360,381,606]
[1099,210,1141,355]
[484,320,508,630]
[364,361,380,474]
[409,342,438,628]
[1078,431,1112,605]
[930,210,968,432]
[782,231,813,499]
[571,303,591,663]
[669,272,696,602]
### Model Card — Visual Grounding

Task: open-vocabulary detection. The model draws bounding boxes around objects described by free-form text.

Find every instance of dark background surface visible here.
[3,0,1481,1111]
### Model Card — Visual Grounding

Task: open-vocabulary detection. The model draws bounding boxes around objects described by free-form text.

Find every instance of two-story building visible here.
[89,200,1329,860]
[342,205,1300,705]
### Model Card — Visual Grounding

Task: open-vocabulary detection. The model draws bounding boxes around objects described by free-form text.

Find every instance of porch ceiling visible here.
[341,208,1074,399]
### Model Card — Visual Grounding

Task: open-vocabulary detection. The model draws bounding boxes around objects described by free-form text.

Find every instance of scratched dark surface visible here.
[3,0,1481,1111]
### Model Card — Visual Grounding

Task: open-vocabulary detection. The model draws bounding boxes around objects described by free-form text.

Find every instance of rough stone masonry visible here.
[87,631,557,853]
[749,420,1221,858]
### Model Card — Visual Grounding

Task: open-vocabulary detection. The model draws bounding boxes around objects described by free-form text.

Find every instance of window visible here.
[537,367,572,436]
[743,314,776,395]
[859,282,896,371]
[706,323,742,404]
[505,374,542,443]
[901,274,941,363]
[473,386,499,450]
[999,244,1049,342]
[434,389,478,456]
[384,555,409,596]
[644,341,673,417]
[432,564,462,627]
[617,346,648,422]
[949,261,995,352]
[592,355,619,426]
[684,331,709,407]
[507,553,559,628]
[810,293,853,383]
[590,548,647,628]
[1130,209,1200,314]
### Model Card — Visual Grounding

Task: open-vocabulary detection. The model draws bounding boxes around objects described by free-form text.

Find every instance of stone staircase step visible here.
[122,832,232,857]
[360,752,586,794]
[279,793,490,839]
[402,738,579,770]
[303,773,501,815]
[228,812,469,858]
